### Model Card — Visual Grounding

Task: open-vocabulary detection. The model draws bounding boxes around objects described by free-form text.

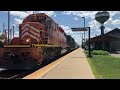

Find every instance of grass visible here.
[87,55,120,79]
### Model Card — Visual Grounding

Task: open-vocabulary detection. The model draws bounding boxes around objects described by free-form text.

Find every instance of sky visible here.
[0,11,120,45]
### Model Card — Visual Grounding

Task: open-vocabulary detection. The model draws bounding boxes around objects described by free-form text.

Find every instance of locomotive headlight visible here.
[26,38,30,42]
[2,39,5,43]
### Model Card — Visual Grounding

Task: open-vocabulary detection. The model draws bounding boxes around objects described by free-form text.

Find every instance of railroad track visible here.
[0,70,25,79]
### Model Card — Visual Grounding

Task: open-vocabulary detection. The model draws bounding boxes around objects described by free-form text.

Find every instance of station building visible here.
[90,28,120,52]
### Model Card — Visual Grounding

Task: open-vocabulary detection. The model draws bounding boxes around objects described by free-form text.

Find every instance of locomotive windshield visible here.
[36,16,46,27]
[38,16,46,23]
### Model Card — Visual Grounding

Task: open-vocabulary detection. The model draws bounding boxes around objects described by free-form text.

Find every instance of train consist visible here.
[66,35,79,51]
[0,13,79,70]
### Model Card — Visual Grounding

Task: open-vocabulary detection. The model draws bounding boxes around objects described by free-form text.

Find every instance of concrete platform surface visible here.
[23,48,95,79]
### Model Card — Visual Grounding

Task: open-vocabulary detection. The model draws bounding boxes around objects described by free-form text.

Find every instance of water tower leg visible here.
[100,25,105,35]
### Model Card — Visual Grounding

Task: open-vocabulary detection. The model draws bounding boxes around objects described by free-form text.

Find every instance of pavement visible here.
[23,48,95,79]
[110,54,120,58]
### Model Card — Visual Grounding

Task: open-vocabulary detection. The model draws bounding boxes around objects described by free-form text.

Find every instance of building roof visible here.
[106,28,120,34]
[91,28,120,42]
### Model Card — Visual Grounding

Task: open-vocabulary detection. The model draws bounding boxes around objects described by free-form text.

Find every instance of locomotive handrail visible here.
[3,45,31,48]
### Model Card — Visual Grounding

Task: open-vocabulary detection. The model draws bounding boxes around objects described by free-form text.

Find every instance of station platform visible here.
[23,48,95,79]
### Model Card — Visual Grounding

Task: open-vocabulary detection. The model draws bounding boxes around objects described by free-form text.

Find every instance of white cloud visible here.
[12,24,16,27]
[63,11,98,19]
[34,11,55,16]
[105,27,112,33]
[14,31,19,37]
[60,25,73,35]
[71,34,82,45]
[14,18,23,25]
[10,11,29,18]
[104,17,112,24]
[60,24,83,45]
[74,17,78,21]
[63,11,120,21]
[88,20,100,31]
[105,18,120,29]
[24,11,34,14]
[113,19,120,25]
[108,11,120,17]
[3,11,55,19]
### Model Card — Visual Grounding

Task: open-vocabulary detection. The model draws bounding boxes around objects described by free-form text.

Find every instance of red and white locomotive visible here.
[0,13,68,70]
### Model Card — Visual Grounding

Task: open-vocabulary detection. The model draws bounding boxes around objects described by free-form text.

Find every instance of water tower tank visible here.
[95,11,110,24]
[95,11,110,35]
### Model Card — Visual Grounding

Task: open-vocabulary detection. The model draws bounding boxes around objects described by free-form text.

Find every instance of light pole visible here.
[82,17,85,43]
[12,25,15,39]
[81,33,83,48]
[87,27,92,58]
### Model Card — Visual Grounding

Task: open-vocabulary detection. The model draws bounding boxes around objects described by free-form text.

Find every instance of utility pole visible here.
[2,23,5,32]
[13,25,14,39]
[2,23,5,40]
[2,23,7,44]
[10,28,12,41]
[8,11,10,43]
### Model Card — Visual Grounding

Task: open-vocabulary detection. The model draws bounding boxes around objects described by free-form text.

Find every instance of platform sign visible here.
[71,27,88,31]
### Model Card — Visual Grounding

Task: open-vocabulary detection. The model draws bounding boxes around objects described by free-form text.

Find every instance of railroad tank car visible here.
[0,13,68,70]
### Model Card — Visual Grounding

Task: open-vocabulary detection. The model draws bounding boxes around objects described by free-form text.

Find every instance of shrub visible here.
[84,50,109,55]
[116,49,120,51]
[92,50,109,55]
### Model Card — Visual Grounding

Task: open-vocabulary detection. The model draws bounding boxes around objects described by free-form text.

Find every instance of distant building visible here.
[90,28,120,52]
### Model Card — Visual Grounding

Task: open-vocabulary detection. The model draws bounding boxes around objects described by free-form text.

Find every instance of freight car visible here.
[0,13,78,70]
[66,35,79,51]
[74,42,79,49]
[66,35,75,51]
